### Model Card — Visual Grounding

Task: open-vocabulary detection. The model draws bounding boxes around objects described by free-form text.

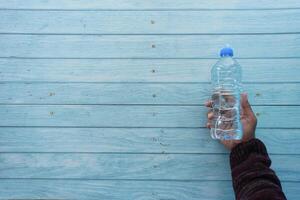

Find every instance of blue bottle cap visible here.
[220,46,233,57]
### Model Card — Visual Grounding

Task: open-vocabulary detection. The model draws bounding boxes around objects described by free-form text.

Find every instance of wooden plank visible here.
[1,58,299,83]
[0,105,203,127]
[0,105,298,128]
[0,127,217,153]
[282,182,299,200]
[0,153,229,180]
[0,179,234,200]
[258,129,300,154]
[0,179,297,200]
[0,153,298,181]
[0,83,299,105]
[0,0,299,10]
[0,35,299,58]
[1,10,299,34]
[0,128,298,154]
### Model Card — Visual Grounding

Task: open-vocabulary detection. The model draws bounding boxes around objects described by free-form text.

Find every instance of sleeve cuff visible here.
[230,138,269,169]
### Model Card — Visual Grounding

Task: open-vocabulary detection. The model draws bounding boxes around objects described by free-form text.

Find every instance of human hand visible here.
[205,93,257,150]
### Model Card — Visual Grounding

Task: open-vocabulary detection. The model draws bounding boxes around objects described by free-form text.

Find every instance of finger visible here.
[241,93,254,116]
[206,122,211,129]
[205,100,213,108]
[207,110,214,120]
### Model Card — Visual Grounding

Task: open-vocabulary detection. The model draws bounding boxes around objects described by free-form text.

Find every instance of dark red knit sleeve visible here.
[230,139,287,200]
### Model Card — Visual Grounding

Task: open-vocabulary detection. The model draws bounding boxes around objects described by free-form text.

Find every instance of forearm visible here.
[230,139,286,200]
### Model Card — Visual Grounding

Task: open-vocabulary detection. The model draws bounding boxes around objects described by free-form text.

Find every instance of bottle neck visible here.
[218,56,235,67]
[220,55,233,59]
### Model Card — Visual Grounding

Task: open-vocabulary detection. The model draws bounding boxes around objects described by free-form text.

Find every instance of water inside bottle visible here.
[210,89,241,140]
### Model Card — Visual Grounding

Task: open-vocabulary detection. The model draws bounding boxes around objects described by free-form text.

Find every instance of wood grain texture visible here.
[1,83,299,105]
[0,0,299,10]
[1,10,299,34]
[0,128,298,154]
[0,179,236,199]
[0,153,298,181]
[1,58,300,82]
[1,1,300,199]
[0,34,300,58]
[0,179,298,200]
[0,105,299,128]
[0,153,231,180]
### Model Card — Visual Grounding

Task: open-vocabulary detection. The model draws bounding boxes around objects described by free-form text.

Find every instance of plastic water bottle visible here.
[210,46,243,140]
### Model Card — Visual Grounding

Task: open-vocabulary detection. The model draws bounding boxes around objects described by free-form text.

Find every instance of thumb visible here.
[241,93,254,116]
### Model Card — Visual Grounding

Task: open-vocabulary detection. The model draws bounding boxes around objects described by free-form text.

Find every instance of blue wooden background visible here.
[0,0,300,199]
